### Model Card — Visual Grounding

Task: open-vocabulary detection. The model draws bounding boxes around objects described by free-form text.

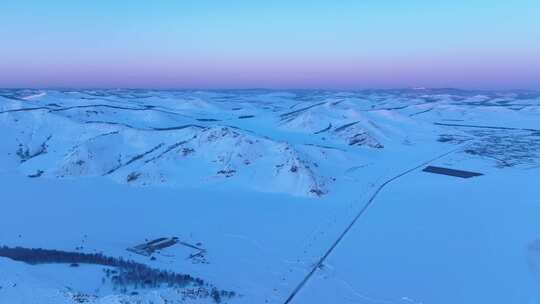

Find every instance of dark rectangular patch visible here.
[422,166,483,178]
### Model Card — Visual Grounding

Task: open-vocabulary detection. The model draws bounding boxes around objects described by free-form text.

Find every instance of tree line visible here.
[0,245,235,302]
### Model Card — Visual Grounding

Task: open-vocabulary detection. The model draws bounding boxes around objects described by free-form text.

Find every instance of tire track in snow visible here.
[283,147,461,304]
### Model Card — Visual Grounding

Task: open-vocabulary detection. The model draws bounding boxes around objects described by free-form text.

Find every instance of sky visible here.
[1,1,539,90]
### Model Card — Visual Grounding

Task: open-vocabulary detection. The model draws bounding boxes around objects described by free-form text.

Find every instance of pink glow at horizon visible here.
[3,55,538,90]
[1,1,539,89]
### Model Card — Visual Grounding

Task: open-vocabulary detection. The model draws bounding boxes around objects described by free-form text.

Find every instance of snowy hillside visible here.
[1,89,540,304]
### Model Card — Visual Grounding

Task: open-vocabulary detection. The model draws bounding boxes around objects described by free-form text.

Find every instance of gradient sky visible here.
[1,1,539,89]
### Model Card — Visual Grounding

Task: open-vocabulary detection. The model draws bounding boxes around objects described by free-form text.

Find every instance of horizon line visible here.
[1,87,539,93]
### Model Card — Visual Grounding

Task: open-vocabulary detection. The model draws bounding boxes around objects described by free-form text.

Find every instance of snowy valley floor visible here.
[1,89,539,303]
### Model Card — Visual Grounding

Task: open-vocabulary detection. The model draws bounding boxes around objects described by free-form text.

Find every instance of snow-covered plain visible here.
[0,89,539,304]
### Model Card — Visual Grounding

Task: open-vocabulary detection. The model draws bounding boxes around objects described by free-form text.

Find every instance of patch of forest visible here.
[0,245,235,303]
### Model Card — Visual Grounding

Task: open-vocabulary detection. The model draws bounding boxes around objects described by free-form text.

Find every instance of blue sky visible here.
[1,1,539,89]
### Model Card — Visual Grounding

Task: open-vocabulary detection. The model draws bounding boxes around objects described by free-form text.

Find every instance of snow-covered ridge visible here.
[1,89,539,197]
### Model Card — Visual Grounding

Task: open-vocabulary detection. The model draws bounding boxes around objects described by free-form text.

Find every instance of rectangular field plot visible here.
[422,166,483,178]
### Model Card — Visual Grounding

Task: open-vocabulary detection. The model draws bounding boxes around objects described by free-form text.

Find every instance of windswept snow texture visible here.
[1,89,540,304]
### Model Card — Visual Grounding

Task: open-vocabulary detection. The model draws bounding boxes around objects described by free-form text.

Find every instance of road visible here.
[283,148,460,304]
